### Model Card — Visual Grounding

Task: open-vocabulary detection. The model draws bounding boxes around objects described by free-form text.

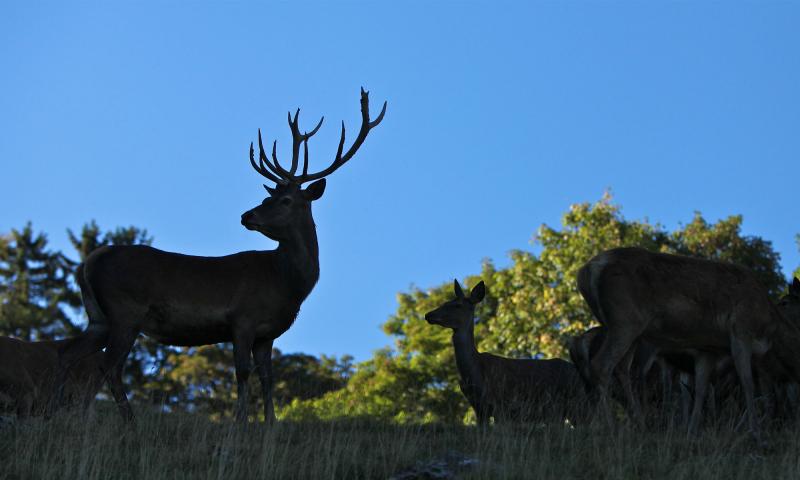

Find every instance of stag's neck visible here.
[275,211,320,296]
[452,325,485,402]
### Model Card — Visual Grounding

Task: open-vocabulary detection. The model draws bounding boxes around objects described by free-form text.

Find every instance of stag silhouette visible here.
[54,88,386,422]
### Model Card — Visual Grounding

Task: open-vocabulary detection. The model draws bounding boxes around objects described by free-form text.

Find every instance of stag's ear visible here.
[792,277,800,295]
[303,179,326,201]
[454,279,465,299]
[469,281,486,304]
[263,184,278,196]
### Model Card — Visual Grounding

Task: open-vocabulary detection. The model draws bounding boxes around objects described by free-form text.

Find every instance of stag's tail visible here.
[76,259,110,339]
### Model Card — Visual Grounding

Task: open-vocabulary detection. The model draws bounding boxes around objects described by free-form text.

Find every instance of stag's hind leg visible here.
[101,326,139,422]
[253,338,275,424]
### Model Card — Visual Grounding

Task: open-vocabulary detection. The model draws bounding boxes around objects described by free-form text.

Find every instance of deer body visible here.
[56,89,385,422]
[578,247,800,436]
[82,245,316,346]
[427,281,585,424]
[0,337,103,417]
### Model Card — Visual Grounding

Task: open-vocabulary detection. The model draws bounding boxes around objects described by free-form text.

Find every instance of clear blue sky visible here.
[2,2,799,361]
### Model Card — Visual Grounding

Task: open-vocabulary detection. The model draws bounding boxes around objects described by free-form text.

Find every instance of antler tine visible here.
[257,130,291,183]
[287,108,325,175]
[249,137,284,185]
[300,88,387,183]
[302,139,310,177]
[268,139,292,179]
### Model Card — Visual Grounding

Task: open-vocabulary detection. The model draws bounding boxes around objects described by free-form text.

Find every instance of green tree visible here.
[0,223,76,340]
[283,195,789,423]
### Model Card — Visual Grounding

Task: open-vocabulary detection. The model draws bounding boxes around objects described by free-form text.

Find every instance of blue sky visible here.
[2,1,799,361]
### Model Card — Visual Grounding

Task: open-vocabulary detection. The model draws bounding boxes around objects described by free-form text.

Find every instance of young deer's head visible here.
[241,88,386,241]
[425,280,486,330]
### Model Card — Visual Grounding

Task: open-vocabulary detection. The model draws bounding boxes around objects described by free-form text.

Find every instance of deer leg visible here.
[233,333,254,422]
[688,354,712,435]
[614,345,643,425]
[252,338,275,424]
[730,336,761,440]
[679,373,691,425]
[51,332,107,415]
[590,326,642,422]
[101,327,138,422]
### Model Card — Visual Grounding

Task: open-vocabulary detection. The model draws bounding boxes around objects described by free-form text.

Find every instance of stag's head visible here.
[241,88,386,241]
[425,280,486,330]
[777,277,800,323]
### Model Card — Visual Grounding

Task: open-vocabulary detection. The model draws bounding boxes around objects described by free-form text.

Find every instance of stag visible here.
[578,246,800,437]
[0,337,103,417]
[425,280,586,424]
[54,88,386,422]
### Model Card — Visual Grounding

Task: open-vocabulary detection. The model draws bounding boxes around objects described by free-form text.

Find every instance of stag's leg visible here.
[688,354,713,435]
[233,332,255,422]
[252,338,275,424]
[101,327,139,422]
[730,336,761,440]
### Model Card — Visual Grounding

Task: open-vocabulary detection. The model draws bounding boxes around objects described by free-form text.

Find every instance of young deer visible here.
[425,280,586,424]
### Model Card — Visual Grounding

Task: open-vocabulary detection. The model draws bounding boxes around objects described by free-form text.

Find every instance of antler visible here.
[299,87,387,183]
[249,87,386,186]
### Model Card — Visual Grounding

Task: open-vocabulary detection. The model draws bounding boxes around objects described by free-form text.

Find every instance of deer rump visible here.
[578,247,776,358]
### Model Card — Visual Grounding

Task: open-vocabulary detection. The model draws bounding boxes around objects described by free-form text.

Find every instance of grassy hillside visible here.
[1,404,799,479]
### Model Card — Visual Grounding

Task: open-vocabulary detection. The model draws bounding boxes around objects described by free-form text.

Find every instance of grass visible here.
[1,403,800,479]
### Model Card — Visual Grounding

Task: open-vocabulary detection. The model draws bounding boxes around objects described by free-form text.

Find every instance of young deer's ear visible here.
[792,277,800,295]
[469,281,486,304]
[454,279,465,299]
[263,184,278,196]
[303,179,327,201]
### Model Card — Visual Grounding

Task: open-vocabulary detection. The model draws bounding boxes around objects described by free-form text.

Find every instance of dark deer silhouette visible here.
[54,88,386,422]
[578,246,800,437]
[0,337,103,417]
[425,280,586,424]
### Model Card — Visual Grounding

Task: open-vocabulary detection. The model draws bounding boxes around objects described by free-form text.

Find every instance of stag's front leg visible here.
[252,338,275,424]
[232,332,255,422]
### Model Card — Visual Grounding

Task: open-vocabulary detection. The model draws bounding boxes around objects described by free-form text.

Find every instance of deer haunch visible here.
[0,337,103,417]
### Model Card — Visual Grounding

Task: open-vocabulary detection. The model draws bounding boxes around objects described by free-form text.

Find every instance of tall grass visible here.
[1,403,799,479]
